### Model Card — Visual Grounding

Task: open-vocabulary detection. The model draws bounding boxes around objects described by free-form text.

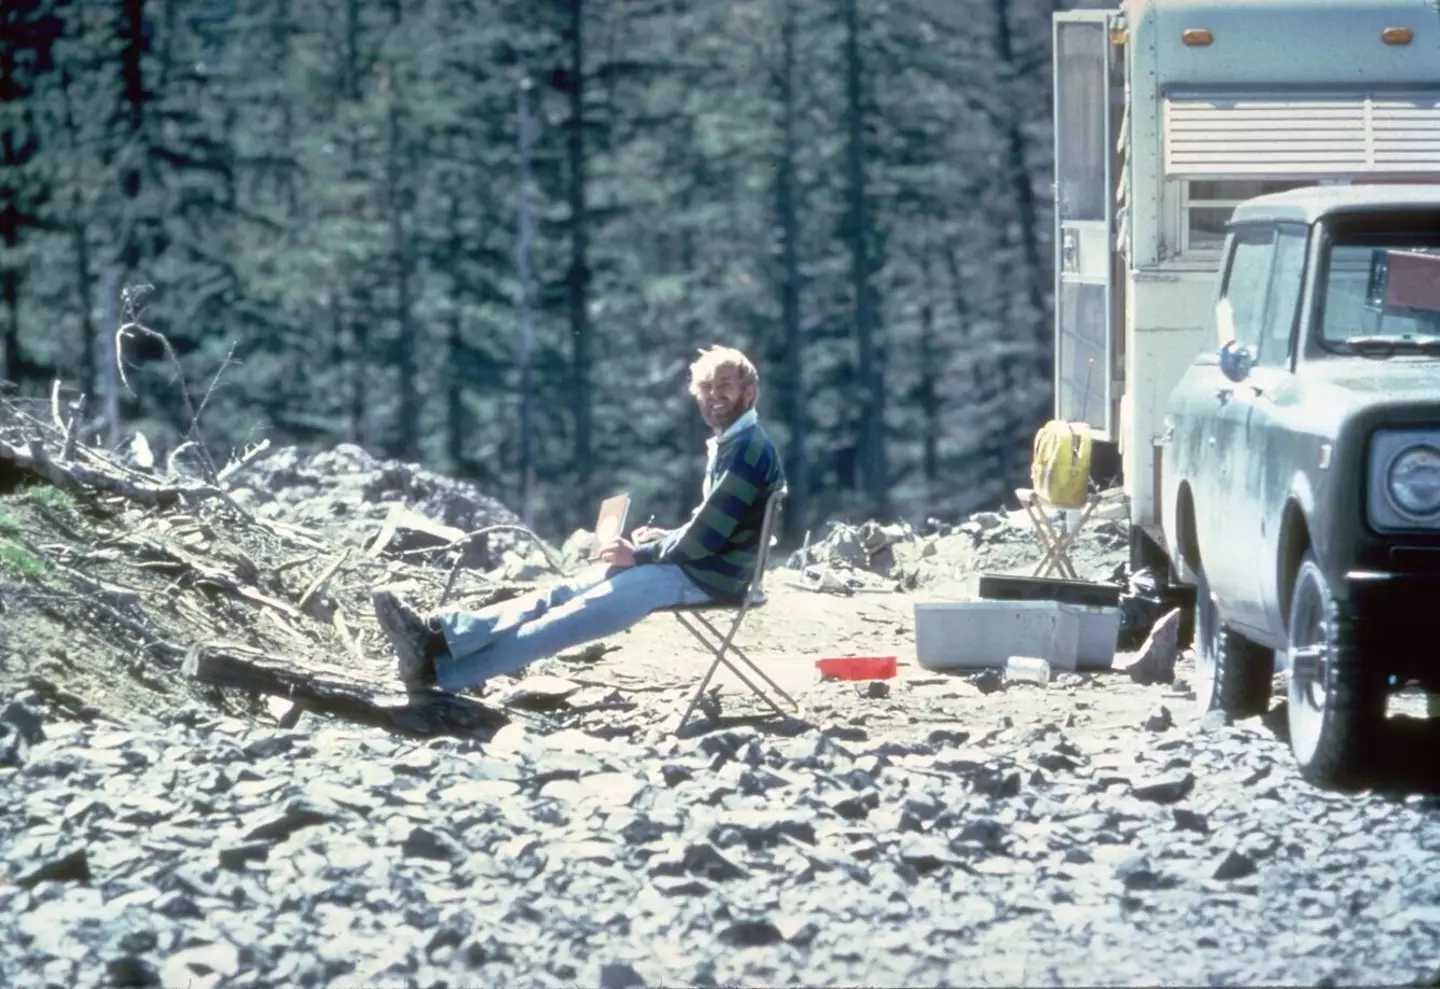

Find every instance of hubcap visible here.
[1287,572,1329,763]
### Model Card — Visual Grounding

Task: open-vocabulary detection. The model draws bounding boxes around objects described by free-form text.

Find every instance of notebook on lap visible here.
[589,493,631,561]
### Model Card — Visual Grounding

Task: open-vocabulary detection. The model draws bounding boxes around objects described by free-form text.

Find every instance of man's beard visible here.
[704,399,745,432]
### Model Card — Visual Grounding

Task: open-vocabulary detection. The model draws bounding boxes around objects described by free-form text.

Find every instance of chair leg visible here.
[1045,498,1100,579]
[1042,526,1078,579]
[672,612,797,734]
[687,613,797,706]
[714,659,794,719]
[1027,507,1065,577]
[673,612,732,733]
[713,640,797,708]
[676,657,725,733]
[1025,496,1087,580]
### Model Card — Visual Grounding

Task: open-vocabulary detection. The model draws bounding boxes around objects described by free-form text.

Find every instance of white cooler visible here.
[914,599,1120,672]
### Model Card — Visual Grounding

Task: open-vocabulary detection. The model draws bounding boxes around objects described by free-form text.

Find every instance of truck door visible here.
[1053,10,1120,439]
[1208,224,1278,632]
[1223,222,1309,640]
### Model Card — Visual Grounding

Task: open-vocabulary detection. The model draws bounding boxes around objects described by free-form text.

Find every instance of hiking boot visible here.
[372,589,446,687]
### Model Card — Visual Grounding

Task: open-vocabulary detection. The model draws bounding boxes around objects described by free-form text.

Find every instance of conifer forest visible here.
[3,0,1069,538]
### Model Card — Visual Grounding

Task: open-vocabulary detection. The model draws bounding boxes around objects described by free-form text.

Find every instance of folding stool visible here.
[663,487,800,734]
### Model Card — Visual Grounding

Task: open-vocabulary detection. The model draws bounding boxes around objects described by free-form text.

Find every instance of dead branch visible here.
[147,540,313,626]
[395,522,566,608]
[50,561,142,612]
[438,557,467,607]
[274,552,322,574]
[166,440,199,478]
[61,394,84,461]
[189,342,238,445]
[73,442,164,483]
[216,438,271,484]
[394,522,561,569]
[332,606,366,665]
[249,517,328,551]
[0,436,225,507]
[299,548,352,617]
[114,319,223,486]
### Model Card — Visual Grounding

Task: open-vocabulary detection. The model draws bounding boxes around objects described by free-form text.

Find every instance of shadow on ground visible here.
[1262,701,1440,798]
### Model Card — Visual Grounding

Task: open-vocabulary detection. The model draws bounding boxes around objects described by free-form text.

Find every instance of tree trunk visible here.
[94,269,122,448]
[341,293,367,446]
[276,0,298,215]
[445,204,466,476]
[942,236,991,514]
[563,0,594,518]
[339,0,363,447]
[116,0,149,274]
[514,70,538,528]
[774,0,808,539]
[387,99,419,459]
[841,0,887,517]
[917,250,940,490]
[1,271,17,385]
[991,0,1047,383]
[344,0,362,102]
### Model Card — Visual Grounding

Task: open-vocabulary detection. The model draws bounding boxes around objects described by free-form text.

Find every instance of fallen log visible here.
[182,643,509,738]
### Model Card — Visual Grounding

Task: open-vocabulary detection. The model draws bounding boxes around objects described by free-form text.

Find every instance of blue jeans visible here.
[432,563,714,691]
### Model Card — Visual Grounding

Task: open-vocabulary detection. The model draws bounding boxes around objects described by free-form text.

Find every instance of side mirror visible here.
[1218,340,1255,383]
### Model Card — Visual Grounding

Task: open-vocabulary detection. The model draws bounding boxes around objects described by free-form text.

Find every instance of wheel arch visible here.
[1174,481,1201,575]
[1278,500,1313,635]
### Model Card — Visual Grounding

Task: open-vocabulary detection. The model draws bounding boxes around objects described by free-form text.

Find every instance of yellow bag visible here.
[1031,420,1092,509]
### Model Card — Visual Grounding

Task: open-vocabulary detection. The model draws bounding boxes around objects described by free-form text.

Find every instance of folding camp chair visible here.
[664,487,799,734]
[1015,486,1100,580]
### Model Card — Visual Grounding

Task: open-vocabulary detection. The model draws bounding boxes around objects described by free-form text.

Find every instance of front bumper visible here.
[1345,571,1440,677]
[1346,570,1440,615]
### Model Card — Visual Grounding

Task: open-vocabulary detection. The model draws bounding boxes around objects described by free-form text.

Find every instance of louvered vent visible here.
[1165,94,1440,175]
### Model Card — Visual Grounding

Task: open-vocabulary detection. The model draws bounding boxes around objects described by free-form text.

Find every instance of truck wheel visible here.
[1286,553,1384,788]
[1193,563,1272,717]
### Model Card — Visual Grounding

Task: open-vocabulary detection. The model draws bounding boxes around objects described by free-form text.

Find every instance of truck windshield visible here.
[1318,215,1440,353]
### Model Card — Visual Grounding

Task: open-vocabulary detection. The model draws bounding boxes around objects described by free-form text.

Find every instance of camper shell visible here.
[1052,0,1440,539]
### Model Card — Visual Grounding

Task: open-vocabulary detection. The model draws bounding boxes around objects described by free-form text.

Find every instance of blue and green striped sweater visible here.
[632,417,785,600]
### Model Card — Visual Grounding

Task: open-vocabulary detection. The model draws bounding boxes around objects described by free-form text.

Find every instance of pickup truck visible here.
[1161,185,1440,788]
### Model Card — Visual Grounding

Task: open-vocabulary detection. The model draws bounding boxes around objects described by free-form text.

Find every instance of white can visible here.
[1005,655,1052,687]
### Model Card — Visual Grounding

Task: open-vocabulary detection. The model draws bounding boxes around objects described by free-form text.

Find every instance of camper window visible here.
[1181,180,1313,255]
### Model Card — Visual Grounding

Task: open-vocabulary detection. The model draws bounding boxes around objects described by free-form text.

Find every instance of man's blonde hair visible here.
[688,346,759,398]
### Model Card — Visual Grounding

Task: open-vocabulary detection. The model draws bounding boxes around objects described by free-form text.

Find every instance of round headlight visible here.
[1387,444,1440,517]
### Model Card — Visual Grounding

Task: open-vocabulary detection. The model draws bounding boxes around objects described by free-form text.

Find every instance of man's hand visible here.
[598,538,636,568]
[631,525,666,545]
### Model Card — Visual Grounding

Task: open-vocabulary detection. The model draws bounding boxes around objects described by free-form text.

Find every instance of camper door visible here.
[1053,10,1118,439]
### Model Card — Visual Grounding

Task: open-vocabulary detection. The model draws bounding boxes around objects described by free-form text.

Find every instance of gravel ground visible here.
[5,442,1440,989]
[5,673,1440,989]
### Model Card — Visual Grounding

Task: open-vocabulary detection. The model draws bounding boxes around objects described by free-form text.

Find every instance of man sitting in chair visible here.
[372,345,787,691]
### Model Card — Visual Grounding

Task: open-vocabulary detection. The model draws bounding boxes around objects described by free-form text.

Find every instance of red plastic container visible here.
[815,656,898,681]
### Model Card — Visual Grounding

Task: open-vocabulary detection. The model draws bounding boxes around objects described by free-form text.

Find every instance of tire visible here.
[1193,562,1273,718]
[1285,552,1385,788]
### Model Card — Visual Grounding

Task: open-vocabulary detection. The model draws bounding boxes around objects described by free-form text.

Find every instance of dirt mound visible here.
[225,442,553,573]
[790,498,1132,593]
[0,401,553,732]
